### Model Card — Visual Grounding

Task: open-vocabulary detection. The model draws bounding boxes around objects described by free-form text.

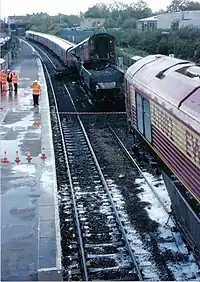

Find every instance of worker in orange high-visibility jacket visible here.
[12,72,19,92]
[31,80,41,106]
[1,70,7,92]
[0,70,2,92]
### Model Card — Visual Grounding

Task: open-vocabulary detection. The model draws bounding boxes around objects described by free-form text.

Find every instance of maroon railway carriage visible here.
[125,54,200,253]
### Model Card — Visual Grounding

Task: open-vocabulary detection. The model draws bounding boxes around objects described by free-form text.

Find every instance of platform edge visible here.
[36,55,62,280]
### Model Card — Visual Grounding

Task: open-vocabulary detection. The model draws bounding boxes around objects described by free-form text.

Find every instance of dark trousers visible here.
[8,82,12,90]
[33,95,39,106]
[14,83,18,92]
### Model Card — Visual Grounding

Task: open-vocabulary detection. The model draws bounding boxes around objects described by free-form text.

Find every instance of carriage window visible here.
[136,93,144,134]
[143,99,152,143]
[135,92,152,142]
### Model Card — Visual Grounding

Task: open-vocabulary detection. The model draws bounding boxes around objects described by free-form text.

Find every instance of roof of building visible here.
[137,16,158,22]
[0,58,6,65]
[8,15,26,20]
[0,37,10,45]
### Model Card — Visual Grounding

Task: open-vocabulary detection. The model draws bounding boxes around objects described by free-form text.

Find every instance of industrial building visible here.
[137,10,200,31]
[137,16,157,31]
[80,18,105,29]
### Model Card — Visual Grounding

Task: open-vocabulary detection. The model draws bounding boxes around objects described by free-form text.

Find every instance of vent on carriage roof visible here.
[176,65,200,79]
[156,61,190,79]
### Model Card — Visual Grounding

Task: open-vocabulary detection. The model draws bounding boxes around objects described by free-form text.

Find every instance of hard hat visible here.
[34,80,38,83]
[7,69,10,72]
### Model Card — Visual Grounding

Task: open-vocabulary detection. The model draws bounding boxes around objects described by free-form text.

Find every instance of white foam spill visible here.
[105,178,159,280]
[137,173,200,279]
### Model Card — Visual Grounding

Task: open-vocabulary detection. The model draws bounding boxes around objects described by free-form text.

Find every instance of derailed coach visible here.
[125,54,200,257]
[25,30,75,69]
[69,33,125,103]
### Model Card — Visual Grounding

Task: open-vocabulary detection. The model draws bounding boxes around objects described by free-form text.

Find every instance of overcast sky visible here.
[0,0,171,18]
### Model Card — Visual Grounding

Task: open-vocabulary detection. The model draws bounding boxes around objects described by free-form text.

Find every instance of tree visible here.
[167,0,200,12]
[171,19,180,30]
[116,15,123,26]
[167,0,188,12]
[185,1,200,10]
[156,37,169,55]
[123,18,137,29]
[84,3,109,18]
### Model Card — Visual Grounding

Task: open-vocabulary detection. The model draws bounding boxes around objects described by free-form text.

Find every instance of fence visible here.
[0,36,19,70]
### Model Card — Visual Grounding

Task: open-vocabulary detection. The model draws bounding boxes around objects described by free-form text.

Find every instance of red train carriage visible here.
[125,54,200,254]
[25,30,75,66]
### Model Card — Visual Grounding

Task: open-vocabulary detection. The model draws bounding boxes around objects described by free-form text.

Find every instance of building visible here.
[80,18,105,29]
[0,20,6,38]
[157,10,200,29]
[137,10,200,31]
[137,16,157,31]
[8,15,27,23]
[179,18,200,28]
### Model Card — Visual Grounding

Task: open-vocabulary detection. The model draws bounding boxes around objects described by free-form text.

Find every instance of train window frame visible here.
[124,78,127,92]
[135,92,152,143]
[126,81,132,118]
[135,92,144,135]
[143,99,152,143]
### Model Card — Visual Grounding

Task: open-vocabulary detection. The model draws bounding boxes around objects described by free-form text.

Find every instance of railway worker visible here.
[31,80,41,106]
[7,69,13,91]
[1,70,7,92]
[12,72,19,92]
[0,70,2,92]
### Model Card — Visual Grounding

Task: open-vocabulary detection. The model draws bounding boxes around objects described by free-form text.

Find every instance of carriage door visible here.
[143,99,152,143]
[136,93,144,134]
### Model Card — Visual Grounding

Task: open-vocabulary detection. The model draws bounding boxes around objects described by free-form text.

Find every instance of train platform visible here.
[0,40,62,280]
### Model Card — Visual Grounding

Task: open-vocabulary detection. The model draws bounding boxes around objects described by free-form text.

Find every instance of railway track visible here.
[57,115,143,281]
[39,50,143,280]
[28,40,200,280]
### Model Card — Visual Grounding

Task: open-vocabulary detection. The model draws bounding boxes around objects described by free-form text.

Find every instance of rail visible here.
[108,125,170,215]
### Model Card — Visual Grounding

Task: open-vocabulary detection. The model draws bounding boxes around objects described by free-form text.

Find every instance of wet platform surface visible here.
[1,40,61,280]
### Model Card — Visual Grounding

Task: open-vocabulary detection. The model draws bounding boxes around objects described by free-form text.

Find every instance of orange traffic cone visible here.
[26,148,32,162]
[41,147,47,159]
[1,151,9,163]
[15,150,20,163]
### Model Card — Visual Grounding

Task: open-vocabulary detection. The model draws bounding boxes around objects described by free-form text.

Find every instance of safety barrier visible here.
[0,36,19,71]
[53,111,126,115]
[0,107,126,115]
[1,148,47,163]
